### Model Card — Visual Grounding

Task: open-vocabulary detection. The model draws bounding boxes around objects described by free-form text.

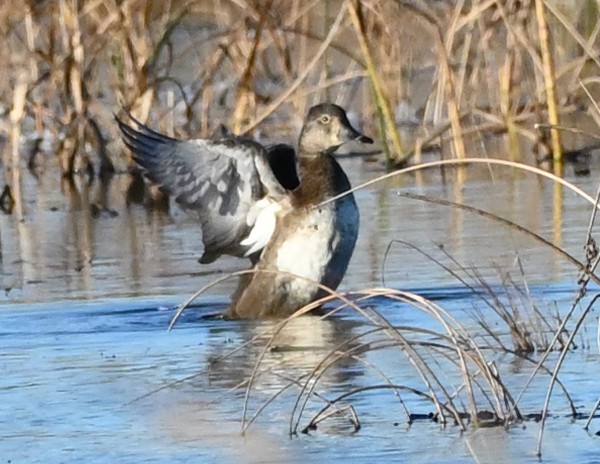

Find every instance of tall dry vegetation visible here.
[1,0,599,183]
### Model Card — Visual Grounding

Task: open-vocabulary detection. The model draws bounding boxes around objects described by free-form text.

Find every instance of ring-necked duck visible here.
[117,103,373,318]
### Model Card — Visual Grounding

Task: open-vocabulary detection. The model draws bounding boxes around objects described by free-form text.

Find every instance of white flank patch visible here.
[241,198,281,256]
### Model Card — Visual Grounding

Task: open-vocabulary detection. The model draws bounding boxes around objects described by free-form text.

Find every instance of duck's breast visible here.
[272,195,358,303]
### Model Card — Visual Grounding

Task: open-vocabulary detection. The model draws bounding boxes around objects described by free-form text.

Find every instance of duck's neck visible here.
[292,153,348,208]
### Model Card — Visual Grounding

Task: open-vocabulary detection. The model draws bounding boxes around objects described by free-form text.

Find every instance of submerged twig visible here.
[584,396,600,431]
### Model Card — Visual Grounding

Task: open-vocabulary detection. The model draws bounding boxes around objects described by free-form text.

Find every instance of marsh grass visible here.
[386,239,569,354]
[155,157,600,458]
[2,0,600,186]
[169,278,580,435]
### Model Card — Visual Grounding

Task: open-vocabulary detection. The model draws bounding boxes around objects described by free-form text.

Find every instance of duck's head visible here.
[298,103,373,155]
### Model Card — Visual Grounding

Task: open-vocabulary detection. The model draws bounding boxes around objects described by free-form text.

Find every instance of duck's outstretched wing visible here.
[116,113,288,264]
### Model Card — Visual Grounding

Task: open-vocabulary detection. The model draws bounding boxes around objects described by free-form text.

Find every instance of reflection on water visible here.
[203,315,361,391]
[1,157,599,304]
[1,158,600,462]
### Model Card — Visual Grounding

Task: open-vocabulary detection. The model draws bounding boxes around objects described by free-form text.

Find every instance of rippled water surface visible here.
[1,160,600,463]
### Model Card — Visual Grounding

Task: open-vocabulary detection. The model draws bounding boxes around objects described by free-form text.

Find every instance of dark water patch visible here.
[413,281,586,301]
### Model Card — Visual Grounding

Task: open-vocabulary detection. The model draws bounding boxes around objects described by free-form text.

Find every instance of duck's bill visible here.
[355,134,374,144]
[342,125,374,144]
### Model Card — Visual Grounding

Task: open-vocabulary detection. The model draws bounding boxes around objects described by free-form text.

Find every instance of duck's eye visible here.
[319,115,331,125]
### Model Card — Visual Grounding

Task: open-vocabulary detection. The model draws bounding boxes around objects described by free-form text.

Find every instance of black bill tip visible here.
[356,135,374,144]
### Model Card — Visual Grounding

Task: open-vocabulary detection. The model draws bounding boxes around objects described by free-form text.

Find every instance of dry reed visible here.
[1,1,599,180]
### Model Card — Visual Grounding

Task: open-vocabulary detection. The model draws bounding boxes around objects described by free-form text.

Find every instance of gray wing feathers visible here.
[116,114,283,263]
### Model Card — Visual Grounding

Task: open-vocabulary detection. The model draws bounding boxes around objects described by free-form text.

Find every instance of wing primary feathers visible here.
[121,126,160,153]
[115,113,175,169]
[116,110,287,262]
[119,108,178,142]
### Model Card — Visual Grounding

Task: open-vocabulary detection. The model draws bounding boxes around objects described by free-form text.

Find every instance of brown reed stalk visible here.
[500,40,521,161]
[230,3,269,135]
[284,328,413,431]
[509,197,600,453]
[24,4,38,82]
[240,1,347,133]
[543,0,600,89]
[170,268,509,430]
[288,289,517,428]
[584,396,600,431]
[56,0,94,176]
[293,304,465,429]
[347,1,405,164]
[400,2,467,161]
[534,0,562,167]
[9,78,28,220]
[4,0,598,183]
[435,34,466,160]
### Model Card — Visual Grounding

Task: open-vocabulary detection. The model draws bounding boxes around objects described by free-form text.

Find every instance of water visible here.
[1,159,599,463]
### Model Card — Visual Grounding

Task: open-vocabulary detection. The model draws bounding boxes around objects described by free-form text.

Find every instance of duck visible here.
[116,103,373,319]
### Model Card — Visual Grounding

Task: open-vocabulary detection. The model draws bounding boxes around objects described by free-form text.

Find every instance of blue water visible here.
[1,285,598,463]
[1,166,600,462]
